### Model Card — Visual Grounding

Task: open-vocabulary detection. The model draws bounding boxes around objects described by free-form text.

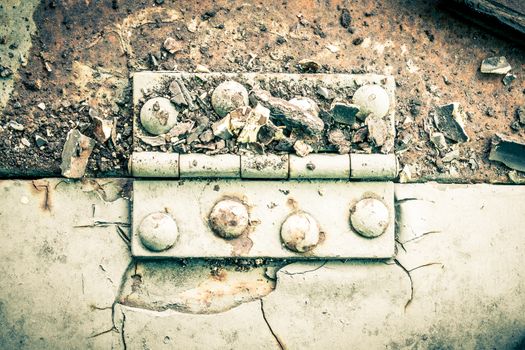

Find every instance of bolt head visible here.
[350,198,389,238]
[280,212,320,253]
[140,97,179,135]
[209,199,249,239]
[138,212,179,251]
[352,84,390,119]
[211,80,249,117]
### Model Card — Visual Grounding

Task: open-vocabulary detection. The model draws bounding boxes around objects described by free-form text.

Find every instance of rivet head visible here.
[350,198,389,238]
[209,199,249,239]
[352,84,390,119]
[280,212,320,253]
[138,212,179,251]
[140,97,179,135]
[211,80,249,117]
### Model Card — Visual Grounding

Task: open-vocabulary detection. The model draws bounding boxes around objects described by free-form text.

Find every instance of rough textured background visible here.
[0,0,524,182]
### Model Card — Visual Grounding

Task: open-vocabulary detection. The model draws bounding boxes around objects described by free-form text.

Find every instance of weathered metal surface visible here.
[131,180,395,259]
[129,151,398,180]
[289,154,350,179]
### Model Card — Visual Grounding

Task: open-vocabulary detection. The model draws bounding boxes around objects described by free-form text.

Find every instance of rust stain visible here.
[31,179,52,211]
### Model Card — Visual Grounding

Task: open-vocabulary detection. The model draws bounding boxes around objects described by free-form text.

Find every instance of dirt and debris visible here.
[0,1,524,182]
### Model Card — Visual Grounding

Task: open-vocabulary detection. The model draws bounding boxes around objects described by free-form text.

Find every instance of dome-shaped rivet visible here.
[280,212,320,253]
[209,199,250,239]
[138,212,179,251]
[350,198,390,238]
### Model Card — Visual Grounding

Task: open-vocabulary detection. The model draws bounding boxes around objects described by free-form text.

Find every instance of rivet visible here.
[140,97,178,135]
[280,212,320,253]
[353,84,390,119]
[211,80,249,117]
[209,199,249,239]
[138,212,179,251]
[350,198,389,238]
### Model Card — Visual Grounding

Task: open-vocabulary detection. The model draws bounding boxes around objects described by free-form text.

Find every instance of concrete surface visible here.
[0,180,524,349]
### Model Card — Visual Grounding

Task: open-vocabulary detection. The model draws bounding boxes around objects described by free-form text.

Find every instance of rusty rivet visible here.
[280,212,320,253]
[209,199,249,239]
[140,97,179,135]
[350,198,389,238]
[211,80,249,117]
[138,212,179,251]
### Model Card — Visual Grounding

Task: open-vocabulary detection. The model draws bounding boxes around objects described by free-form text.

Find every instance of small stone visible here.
[352,127,368,143]
[211,80,249,117]
[433,102,469,143]
[399,165,412,183]
[517,106,525,125]
[330,102,360,125]
[35,134,48,147]
[288,97,320,118]
[293,140,313,157]
[350,198,390,238]
[489,134,525,172]
[8,121,24,131]
[60,129,96,178]
[352,37,363,45]
[195,64,210,73]
[502,73,516,86]
[250,89,325,135]
[298,59,321,73]
[317,86,334,100]
[92,116,114,143]
[430,132,447,150]
[480,56,511,75]
[353,84,390,119]
[212,115,234,140]
[366,115,388,147]
[0,65,13,78]
[169,80,186,106]
[163,37,182,54]
[140,97,179,135]
[13,101,21,109]
[328,129,350,154]
[280,212,320,253]
[37,102,46,111]
[20,137,30,147]
[340,8,351,28]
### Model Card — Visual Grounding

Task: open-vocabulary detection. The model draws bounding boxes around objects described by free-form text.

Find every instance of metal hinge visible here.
[130,72,397,259]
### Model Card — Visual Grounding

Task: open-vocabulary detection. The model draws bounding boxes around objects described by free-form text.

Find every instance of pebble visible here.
[480,56,512,74]
[163,37,181,54]
[37,102,46,111]
[317,86,334,100]
[330,102,360,125]
[35,134,48,147]
[433,102,469,143]
[293,140,313,157]
[430,132,447,150]
[8,121,24,131]
[502,73,516,86]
